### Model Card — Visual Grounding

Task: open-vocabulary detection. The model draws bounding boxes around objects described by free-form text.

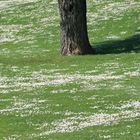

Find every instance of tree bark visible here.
[58,0,94,55]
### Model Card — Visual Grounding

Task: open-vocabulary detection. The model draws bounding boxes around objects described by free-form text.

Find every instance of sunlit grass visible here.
[0,0,140,139]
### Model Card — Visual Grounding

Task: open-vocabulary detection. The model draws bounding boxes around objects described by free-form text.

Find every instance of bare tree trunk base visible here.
[61,44,95,56]
[58,0,93,56]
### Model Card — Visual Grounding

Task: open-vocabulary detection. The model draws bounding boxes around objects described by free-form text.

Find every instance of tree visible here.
[58,0,94,55]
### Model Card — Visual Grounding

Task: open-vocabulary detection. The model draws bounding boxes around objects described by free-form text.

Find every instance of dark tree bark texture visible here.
[58,0,94,55]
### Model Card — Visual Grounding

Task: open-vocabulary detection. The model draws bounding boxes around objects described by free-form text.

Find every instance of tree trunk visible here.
[58,0,94,55]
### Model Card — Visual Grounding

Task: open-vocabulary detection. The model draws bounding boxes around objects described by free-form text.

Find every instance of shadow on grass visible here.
[93,31,140,54]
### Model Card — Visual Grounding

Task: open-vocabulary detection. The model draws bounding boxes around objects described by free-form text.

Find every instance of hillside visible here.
[0,0,140,139]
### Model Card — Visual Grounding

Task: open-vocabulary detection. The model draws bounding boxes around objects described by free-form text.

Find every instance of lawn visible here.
[0,0,140,139]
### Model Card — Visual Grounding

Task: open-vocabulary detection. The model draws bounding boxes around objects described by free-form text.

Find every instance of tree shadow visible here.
[93,30,140,54]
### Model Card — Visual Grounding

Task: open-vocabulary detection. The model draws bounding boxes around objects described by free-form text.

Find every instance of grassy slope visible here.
[0,0,140,139]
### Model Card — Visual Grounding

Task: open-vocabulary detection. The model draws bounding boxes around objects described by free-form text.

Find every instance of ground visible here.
[0,0,140,139]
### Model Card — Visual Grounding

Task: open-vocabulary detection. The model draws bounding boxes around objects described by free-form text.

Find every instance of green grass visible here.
[0,0,140,139]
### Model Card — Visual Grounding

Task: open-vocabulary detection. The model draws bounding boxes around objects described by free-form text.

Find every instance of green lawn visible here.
[0,0,140,139]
